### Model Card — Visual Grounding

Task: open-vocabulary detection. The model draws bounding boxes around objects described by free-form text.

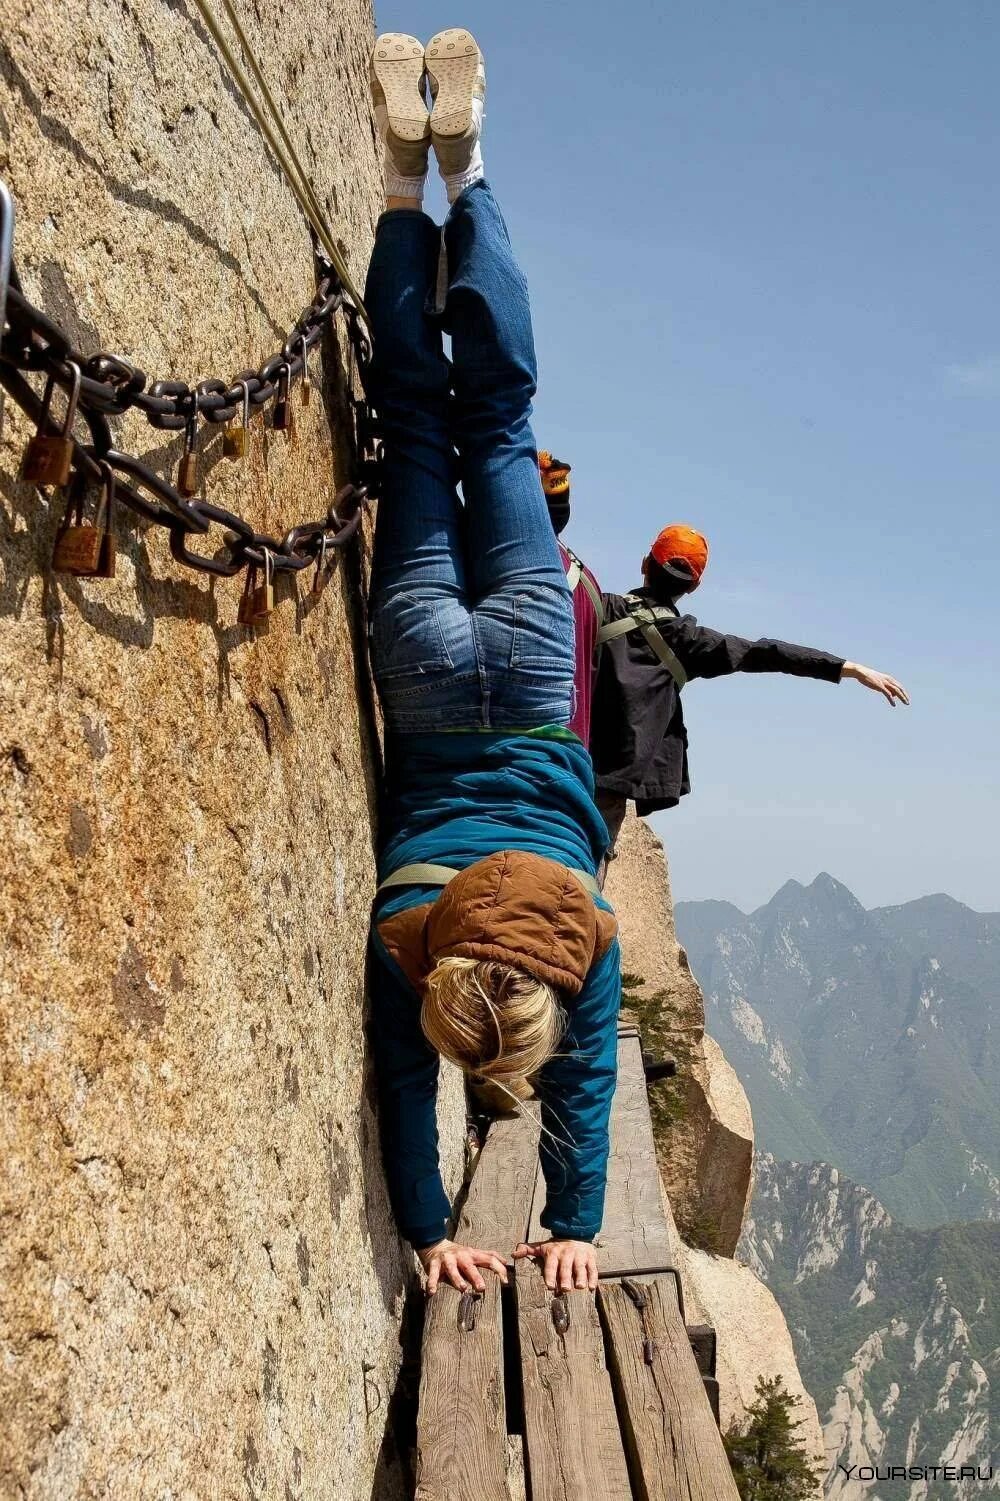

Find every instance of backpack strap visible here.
[377,861,601,900]
[597,595,688,690]
[563,547,605,627]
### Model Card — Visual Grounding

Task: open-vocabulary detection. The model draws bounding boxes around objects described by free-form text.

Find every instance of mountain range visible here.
[675,875,1000,1228]
[740,1155,998,1499]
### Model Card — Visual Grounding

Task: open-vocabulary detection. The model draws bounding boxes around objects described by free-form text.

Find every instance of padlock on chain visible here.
[272,362,294,437]
[23,360,82,488]
[237,562,260,626]
[311,533,330,597]
[177,401,200,497]
[299,335,312,408]
[251,547,275,619]
[237,548,275,626]
[52,460,118,577]
[223,379,251,461]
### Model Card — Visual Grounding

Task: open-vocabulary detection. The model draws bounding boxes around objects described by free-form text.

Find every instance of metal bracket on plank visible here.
[599,1264,686,1324]
[456,1290,482,1332]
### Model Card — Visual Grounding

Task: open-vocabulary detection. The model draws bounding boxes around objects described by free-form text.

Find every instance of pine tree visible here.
[723,1375,827,1500]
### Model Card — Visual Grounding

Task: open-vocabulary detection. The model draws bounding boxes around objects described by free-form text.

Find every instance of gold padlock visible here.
[23,361,82,488]
[250,548,275,619]
[223,380,251,460]
[177,403,199,496]
[51,463,116,577]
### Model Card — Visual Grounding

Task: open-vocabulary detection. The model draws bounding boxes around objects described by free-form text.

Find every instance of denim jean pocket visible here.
[370,591,455,681]
[510,588,575,671]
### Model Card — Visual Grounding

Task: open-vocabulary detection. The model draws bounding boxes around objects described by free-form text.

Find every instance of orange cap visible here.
[649,524,709,583]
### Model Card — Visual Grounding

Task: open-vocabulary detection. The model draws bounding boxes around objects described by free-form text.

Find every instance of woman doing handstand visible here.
[364,29,618,1296]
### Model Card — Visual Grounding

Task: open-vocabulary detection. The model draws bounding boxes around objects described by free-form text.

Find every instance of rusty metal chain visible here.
[0,186,382,593]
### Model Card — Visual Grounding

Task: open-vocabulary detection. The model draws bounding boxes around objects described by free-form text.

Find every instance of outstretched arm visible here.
[671,619,909,704]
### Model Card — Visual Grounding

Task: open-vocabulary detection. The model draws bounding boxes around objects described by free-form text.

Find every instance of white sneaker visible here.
[425,28,486,191]
[370,33,430,188]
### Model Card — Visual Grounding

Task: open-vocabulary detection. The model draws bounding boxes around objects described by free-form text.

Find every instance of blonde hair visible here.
[421,956,566,1089]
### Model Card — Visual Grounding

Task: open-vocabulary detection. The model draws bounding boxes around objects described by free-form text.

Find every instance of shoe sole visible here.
[425,28,481,138]
[372,33,429,142]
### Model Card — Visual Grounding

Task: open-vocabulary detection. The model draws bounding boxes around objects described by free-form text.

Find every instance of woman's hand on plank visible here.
[417,1238,509,1295]
[513,1238,598,1291]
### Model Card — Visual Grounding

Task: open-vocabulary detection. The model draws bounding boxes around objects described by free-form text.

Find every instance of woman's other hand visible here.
[417,1239,509,1295]
[513,1238,598,1291]
[841,662,910,706]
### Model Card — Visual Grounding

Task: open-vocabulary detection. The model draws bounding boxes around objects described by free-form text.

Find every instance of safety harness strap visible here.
[597,595,688,690]
[377,861,601,899]
[564,548,605,627]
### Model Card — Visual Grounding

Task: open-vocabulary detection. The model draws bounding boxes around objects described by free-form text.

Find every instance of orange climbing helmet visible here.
[648,524,709,587]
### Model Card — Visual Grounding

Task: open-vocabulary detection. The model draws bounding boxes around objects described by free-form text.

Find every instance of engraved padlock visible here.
[177,401,199,496]
[23,361,82,488]
[223,380,251,460]
[51,462,116,577]
[272,362,294,436]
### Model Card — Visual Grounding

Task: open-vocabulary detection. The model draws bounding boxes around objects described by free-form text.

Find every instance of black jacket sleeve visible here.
[669,616,845,683]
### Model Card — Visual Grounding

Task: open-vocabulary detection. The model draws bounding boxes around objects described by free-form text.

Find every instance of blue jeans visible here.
[364,181,574,732]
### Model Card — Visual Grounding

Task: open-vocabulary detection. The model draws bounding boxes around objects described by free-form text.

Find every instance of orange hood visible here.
[377,849,617,995]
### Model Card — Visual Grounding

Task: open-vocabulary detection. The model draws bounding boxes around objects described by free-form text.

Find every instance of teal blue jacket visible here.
[369,728,620,1250]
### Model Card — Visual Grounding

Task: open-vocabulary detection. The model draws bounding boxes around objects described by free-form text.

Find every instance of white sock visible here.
[442,145,484,204]
[385,165,426,202]
[440,99,485,203]
[375,99,427,203]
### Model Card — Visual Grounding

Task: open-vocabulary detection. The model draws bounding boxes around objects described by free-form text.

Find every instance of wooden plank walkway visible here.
[601,1276,738,1501]
[515,1259,632,1501]
[414,1117,537,1501]
[527,1028,673,1275]
[414,1030,740,1501]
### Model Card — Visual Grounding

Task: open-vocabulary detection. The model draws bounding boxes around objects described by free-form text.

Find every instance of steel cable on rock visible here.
[187,0,370,328]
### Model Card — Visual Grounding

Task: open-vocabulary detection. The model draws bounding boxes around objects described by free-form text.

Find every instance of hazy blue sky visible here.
[376,0,999,912]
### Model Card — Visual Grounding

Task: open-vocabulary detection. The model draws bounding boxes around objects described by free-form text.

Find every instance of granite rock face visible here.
[1,4,465,1497]
[681,1242,827,1486]
[610,810,821,1490]
[603,811,754,1254]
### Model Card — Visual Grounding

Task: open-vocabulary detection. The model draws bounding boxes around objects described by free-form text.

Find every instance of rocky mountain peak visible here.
[677,877,1000,1227]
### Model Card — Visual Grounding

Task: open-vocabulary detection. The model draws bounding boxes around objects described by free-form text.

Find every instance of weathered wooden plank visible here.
[415,1279,510,1501]
[415,1112,539,1501]
[515,1260,632,1501]
[456,1111,539,1254]
[599,1276,740,1501]
[528,1030,673,1275]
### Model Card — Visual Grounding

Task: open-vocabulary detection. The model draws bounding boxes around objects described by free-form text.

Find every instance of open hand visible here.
[513,1238,598,1291]
[841,662,910,707]
[417,1238,509,1295]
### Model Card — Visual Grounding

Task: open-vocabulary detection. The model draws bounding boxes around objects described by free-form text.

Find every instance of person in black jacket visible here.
[591,524,908,863]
